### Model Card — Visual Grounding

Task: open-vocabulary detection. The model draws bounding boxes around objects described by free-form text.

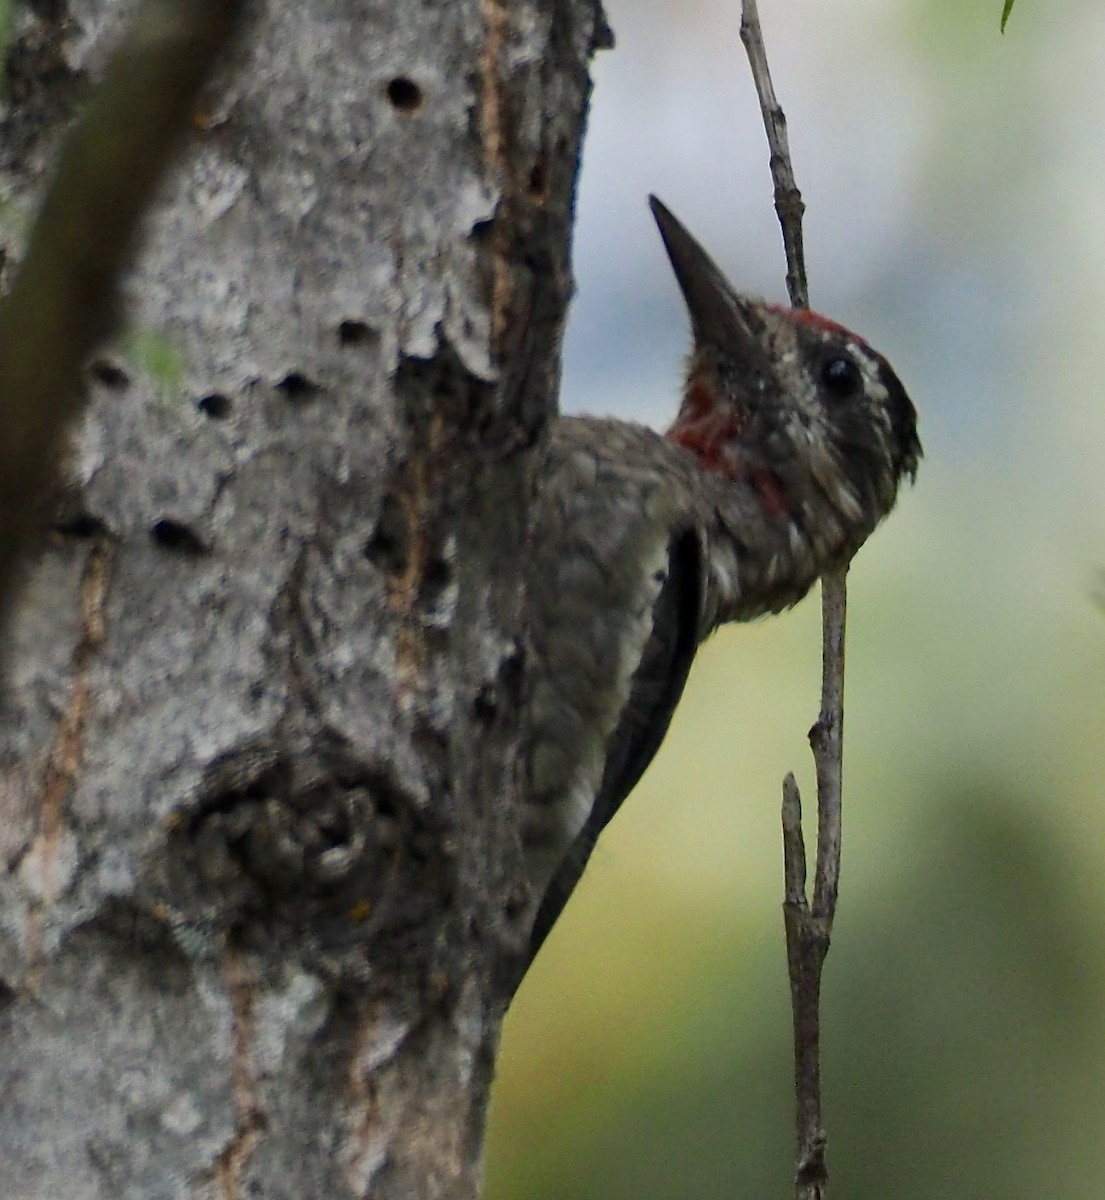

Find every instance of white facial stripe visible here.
[850,342,894,438]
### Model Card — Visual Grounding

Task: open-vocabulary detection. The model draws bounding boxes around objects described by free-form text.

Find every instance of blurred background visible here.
[484,0,1105,1196]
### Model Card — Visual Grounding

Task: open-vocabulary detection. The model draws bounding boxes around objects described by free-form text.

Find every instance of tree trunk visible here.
[0,0,609,1195]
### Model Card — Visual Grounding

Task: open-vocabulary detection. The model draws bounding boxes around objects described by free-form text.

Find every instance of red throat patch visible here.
[666,377,742,475]
[665,369,790,520]
[750,467,789,520]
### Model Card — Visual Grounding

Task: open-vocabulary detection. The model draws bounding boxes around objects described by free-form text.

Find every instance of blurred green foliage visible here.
[491,787,1104,1199]
[488,651,1105,1197]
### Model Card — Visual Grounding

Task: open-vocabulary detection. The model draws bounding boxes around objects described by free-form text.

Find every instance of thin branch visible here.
[739,3,847,1198]
[0,0,247,617]
[738,0,807,310]
[781,774,827,1198]
[811,570,846,922]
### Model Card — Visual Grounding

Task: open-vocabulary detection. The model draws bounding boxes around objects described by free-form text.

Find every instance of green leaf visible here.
[1000,0,1015,32]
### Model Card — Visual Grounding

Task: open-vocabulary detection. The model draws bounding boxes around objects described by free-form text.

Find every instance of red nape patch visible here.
[767,303,869,347]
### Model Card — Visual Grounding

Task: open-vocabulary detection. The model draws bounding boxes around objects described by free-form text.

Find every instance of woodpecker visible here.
[519,196,921,970]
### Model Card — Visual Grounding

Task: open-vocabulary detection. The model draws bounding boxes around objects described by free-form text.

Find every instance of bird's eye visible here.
[821,355,862,397]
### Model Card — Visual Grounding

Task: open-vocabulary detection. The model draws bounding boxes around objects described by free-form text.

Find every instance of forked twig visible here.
[739,2,846,1196]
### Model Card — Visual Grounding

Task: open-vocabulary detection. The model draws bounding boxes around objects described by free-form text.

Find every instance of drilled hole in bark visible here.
[337,319,376,347]
[473,684,497,723]
[197,392,232,418]
[420,556,451,600]
[87,358,130,390]
[55,512,106,538]
[364,493,408,577]
[386,76,422,113]
[373,790,399,820]
[417,550,458,628]
[528,158,548,200]
[499,641,526,705]
[504,884,529,921]
[275,371,320,401]
[151,519,207,555]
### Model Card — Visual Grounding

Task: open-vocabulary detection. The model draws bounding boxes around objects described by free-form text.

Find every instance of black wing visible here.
[526,529,703,966]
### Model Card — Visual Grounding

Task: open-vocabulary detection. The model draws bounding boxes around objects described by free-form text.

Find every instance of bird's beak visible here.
[649,195,767,359]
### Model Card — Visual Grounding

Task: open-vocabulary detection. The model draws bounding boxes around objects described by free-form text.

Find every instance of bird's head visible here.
[650,195,920,566]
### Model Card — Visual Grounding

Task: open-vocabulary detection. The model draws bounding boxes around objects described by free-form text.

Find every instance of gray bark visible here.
[0,0,609,1196]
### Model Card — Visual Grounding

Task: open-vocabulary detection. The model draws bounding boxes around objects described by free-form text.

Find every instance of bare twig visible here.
[811,570,847,923]
[739,3,847,1197]
[738,0,807,309]
[0,0,248,617]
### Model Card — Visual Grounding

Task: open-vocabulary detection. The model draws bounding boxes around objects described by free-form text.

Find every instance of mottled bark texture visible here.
[0,0,609,1196]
